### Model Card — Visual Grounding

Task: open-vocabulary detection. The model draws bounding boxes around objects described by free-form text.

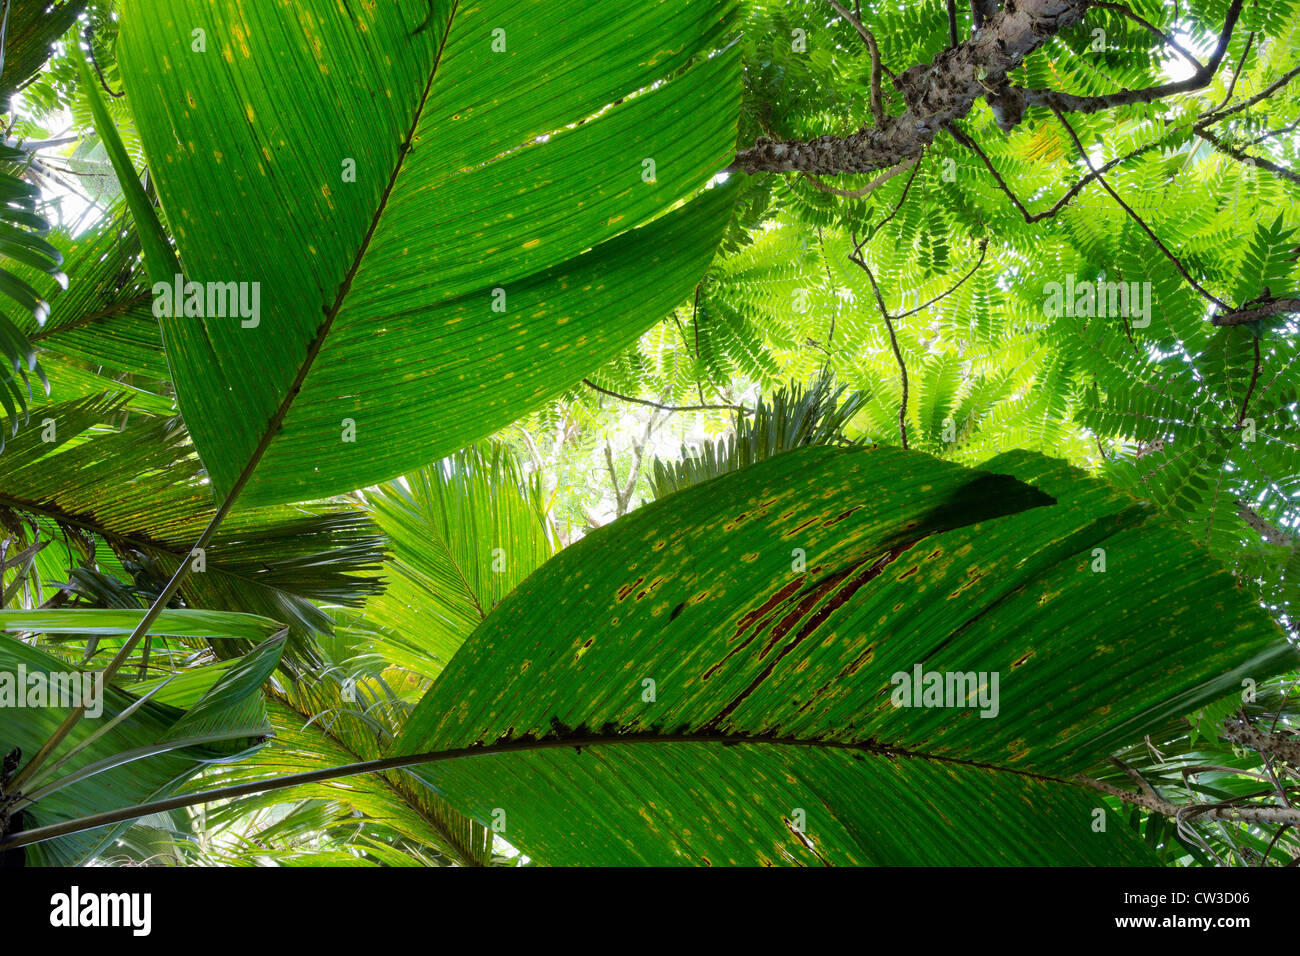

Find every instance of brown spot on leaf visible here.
[821,506,862,527]
[616,577,645,602]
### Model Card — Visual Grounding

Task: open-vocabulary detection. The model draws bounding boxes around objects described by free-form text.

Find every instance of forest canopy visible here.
[0,0,1297,868]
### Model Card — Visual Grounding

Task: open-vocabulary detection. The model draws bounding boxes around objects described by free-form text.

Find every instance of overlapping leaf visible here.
[0,395,385,663]
[386,445,1294,865]
[118,0,744,507]
[0,630,284,865]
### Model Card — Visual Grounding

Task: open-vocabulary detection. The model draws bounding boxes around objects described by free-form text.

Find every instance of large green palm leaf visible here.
[116,0,744,508]
[386,445,1295,865]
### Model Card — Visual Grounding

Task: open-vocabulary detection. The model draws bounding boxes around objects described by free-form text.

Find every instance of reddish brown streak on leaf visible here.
[703,539,926,729]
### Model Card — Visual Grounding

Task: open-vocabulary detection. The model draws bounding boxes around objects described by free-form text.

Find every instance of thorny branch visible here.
[740,0,1295,224]
[735,0,1093,176]
[1082,711,1300,863]
[1018,0,1244,115]
[1081,777,1300,827]
[738,0,1300,329]
[1224,717,1300,767]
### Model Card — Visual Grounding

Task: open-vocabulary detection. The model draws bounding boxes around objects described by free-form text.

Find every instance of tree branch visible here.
[1195,126,1300,185]
[948,121,1160,222]
[1052,105,1231,310]
[1238,337,1261,425]
[828,0,885,127]
[1080,775,1300,825]
[1019,0,1244,115]
[1212,297,1300,327]
[895,238,988,319]
[970,0,996,32]
[1225,718,1300,766]
[846,245,909,448]
[1199,65,1300,127]
[801,156,918,197]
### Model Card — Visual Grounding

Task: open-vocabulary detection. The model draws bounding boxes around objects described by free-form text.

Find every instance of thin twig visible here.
[1090,1,1203,70]
[947,122,1162,223]
[1238,337,1262,425]
[816,228,838,346]
[846,245,909,448]
[801,156,917,198]
[1200,65,1300,127]
[1052,105,1231,310]
[828,0,885,126]
[895,239,988,319]
[83,29,125,99]
[1206,29,1255,115]
[853,155,923,255]
[582,379,745,414]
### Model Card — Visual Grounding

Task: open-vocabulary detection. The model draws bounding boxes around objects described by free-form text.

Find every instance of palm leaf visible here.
[197,672,495,867]
[23,206,170,402]
[358,442,557,678]
[0,1,87,108]
[0,630,283,865]
[0,395,385,666]
[0,607,286,641]
[116,0,744,507]
[384,445,1295,865]
[0,143,63,444]
[650,372,869,498]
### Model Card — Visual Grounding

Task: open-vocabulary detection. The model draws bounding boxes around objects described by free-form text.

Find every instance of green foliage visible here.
[650,370,868,498]
[393,446,1293,864]
[356,443,557,678]
[2,0,1299,869]
[0,143,63,443]
[116,0,745,507]
[0,630,283,865]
